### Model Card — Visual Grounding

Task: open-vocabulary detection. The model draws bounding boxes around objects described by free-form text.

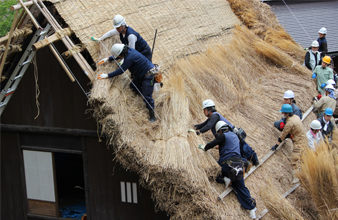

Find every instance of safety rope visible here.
[33,55,40,119]
[281,0,312,42]
[66,0,225,203]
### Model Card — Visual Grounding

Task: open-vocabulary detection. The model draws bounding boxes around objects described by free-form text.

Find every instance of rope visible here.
[66,0,224,202]
[281,0,312,42]
[32,55,40,119]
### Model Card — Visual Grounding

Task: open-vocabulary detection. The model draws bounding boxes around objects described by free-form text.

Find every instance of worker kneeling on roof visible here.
[271,104,307,184]
[317,107,335,142]
[274,90,302,131]
[91,15,152,61]
[97,43,157,122]
[193,100,259,166]
[199,121,257,219]
[313,84,336,118]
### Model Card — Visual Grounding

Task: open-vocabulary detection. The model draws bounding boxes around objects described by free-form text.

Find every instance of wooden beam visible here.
[0,25,33,45]
[48,44,75,82]
[0,10,19,78]
[1,124,100,137]
[33,27,73,51]
[11,0,46,11]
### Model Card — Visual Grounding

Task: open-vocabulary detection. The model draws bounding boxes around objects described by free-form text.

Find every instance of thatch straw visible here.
[298,132,338,219]
[49,0,321,218]
[228,0,306,62]
[261,181,304,220]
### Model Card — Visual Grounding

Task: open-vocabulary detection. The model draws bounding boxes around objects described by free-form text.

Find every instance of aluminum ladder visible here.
[0,24,51,116]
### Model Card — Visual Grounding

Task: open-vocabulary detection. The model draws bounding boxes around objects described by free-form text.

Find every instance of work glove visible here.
[271,144,278,151]
[312,73,317,79]
[320,83,327,88]
[188,129,196,134]
[98,58,109,65]
[91,36,100,42]
[97,73,108,79]
[198,144,205,151]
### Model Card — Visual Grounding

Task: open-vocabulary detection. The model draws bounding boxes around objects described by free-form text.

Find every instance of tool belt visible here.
[221,157,244,182]
[144,64,162,83]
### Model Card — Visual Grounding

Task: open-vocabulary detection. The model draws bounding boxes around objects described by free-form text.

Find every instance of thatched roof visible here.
[14,0,321,218]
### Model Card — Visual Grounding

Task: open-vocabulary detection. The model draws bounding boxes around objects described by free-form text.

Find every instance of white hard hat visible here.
[310,120,322,130]
[311,40,319,47]
[325,84,335,90]
[215,121,227,132]
[111,43,125,57]
[326,79,336,85]
[283,90,295,99]
[318,27,327,35]
[202,99,215,109]
[113,15,126,28]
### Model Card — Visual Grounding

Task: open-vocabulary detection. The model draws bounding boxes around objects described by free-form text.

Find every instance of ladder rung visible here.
[39,30,47,36]
[13,75,23,80]
[22,60,31,65]
[0,102,6,108]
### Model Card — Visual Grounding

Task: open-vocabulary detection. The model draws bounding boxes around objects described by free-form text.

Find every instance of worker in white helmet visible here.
[193,100,259,166]
[199,121,257,219]
[91,15,152,61]
[304,40,321,71]
[313,84,336,118]
[317,27,328,56]
[307,120,323,150]
[194,100,233,136]
[97,43,157,122]
[274,90,302,131]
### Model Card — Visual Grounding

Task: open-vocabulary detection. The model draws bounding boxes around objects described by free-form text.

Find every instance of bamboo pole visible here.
[0,10,19,77]
[11,0,45,11]
[19,0,42,30]
[48,44,75,82]
[35,0,94,79]
[33,27,73,51]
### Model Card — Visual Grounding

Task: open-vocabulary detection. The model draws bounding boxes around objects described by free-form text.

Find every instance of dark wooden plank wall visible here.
[86,137,168,220]
[1,41,96,130]
[1,132,27,220]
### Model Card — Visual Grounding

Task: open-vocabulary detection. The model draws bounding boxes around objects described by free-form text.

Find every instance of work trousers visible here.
[130,76,155,110]
[240,141,259,165]
[291,144,302,170]
[218,162,256,210]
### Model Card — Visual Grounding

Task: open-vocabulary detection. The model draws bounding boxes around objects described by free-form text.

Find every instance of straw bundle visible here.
[228,0,306,62]
[261,181,304,220]
[298,134,338,219]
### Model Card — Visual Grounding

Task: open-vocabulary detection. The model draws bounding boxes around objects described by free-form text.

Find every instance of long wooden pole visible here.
[49,44,75,82]
[19,0,42,30]
[11,0,45,11]
[0,10,19,77]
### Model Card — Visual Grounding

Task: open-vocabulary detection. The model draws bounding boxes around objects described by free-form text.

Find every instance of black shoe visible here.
[149,109,157,122]
[252,159,259,166]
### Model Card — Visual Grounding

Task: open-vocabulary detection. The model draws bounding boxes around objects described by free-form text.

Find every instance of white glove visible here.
[98,58,109,65]
[97,73,108,79]
[188,129,196,134]
[91,36,100,42]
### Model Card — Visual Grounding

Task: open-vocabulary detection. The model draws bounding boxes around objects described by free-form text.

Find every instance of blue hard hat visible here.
[279,104,293,113]
[324,108,333,116]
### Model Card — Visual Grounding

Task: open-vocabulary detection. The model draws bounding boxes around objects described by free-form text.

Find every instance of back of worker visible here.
[120,27,151,60]
[280,114,307,147]
[313,95,336,115]
[218,131,241,163]
[210,112,234,136]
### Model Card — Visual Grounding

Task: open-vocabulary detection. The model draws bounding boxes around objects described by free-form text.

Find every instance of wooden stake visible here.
[0,10,19,78]
[11,0,45,11]
[19,0,42,30]
[48,44,75,82]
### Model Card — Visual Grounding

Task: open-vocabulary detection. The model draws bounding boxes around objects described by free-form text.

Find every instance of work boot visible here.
[252,158,260,166]
[149,109,157,122]
[249,207,257,219]
[292,170,299,184]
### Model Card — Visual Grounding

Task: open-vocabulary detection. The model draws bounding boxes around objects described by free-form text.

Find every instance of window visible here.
[120,181,138,203]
